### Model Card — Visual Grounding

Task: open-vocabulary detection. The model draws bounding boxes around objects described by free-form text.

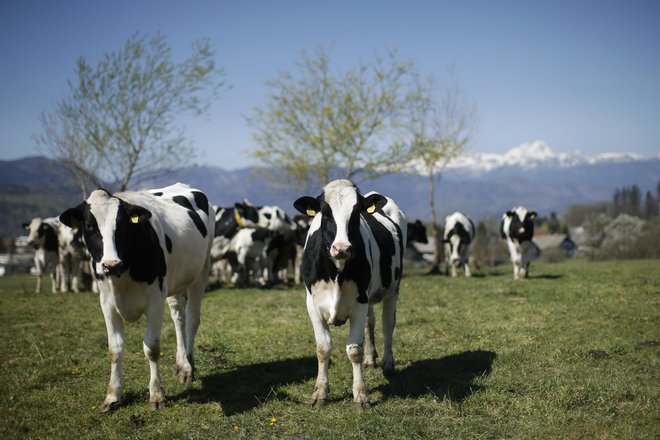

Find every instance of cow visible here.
[23,216,85,293]
[293,179,406,410]
[23,217,60,293]
[500,206,540,280]
[59,182,215,411]
[407,220,428,245]
[443,212,475,277]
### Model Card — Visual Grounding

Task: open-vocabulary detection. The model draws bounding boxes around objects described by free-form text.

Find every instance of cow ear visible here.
[529,211,538,220]
[125,204,152,224]
[293,196,320,217]
[60,205,84,228]
[363,193,387,214]
[505,211,515,218]
[22,222,30,230]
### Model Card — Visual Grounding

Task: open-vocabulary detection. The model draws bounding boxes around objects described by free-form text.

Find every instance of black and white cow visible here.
[443,212,475,277]
[500,206,540,280]
[23,217,60,293]
[293,179,406,410]
[407,220,428,245]
[59,182,215,411]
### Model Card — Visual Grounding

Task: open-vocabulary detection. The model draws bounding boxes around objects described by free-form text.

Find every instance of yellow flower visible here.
[233,425,239,431]
[270,417,278,426]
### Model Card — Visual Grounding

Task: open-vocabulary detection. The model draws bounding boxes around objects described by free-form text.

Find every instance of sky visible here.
[1,0,659,170]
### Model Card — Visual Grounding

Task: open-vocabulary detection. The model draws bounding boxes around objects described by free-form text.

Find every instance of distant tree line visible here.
[562,182,660,261]
[564,182,660,227]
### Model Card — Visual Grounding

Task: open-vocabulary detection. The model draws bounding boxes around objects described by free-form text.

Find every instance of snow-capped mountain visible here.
[442,140,648,174]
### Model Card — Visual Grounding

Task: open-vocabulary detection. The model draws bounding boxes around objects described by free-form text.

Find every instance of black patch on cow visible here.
[173,195,208,238]
[503,211,535,243]
[251,228,273,242]
[407,220,428,245]
[215,208,238,238]
[113,200,167,285]
[192,191,210,216]
[165,234,173,254]
[152,192,163,197]
[362,213,396,290]
[235,203,259,225]
[40,223,59,253]
[447,221,473,246]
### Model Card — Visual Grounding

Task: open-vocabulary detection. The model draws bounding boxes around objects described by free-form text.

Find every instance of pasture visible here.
[0,259,658,439]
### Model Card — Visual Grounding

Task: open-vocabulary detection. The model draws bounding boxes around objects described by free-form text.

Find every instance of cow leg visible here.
[59,257,69,292]
[144,293,166,410]
[99,288,125,411]
[451,264,458,277]
[464,261,472,278]
[50,264,58,293]
[184,258,208,380]
[166,294,194,384]
[347,302,370,411]
[381,292,397,376]
[306,293,331,409]
[363,304,377,368]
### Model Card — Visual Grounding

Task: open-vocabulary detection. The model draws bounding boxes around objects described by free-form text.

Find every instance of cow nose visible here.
[518,227,525,235]
[331,243,352,260]
[102,260,123,275]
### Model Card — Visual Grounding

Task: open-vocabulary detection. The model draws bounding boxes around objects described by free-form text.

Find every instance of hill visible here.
[1,150,658,238]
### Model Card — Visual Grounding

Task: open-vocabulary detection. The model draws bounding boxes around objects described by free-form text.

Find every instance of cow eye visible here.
[263,213,272,219]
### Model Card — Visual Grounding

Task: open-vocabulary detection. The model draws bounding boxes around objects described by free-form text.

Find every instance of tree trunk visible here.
[428,170,443,274]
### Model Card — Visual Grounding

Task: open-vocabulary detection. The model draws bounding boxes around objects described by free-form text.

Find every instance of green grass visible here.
[0,259,658,439]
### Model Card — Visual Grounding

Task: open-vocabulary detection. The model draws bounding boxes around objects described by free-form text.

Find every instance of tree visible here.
[247,45,417,191]
[406,73,476,273]
[37,33,225,195]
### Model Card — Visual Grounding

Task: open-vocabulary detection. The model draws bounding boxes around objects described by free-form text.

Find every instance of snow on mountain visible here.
[441,140,646,174]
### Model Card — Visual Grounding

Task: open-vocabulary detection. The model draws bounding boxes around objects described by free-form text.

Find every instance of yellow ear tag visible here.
[366,204,376,214]
[306,208,317,217]
[234,211,244,227]
[130,215,139,224]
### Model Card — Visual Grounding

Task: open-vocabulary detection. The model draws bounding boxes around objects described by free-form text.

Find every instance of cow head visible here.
[23,217,58,250]
[59,189,151,277]
[257,205,296,232]
[407,220,428,245]
[504,207,537,242]
[293,179,387,265]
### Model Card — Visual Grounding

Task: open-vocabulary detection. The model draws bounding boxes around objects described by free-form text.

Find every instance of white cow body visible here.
[294,180,406,410]
[501,206,540,280]
[443,212,475,277]
[60,182,215,411]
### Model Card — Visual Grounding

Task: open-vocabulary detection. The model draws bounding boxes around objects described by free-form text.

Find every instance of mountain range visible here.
[1,141,658,238]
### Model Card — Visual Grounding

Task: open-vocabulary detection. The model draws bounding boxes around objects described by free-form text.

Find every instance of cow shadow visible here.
[378,350,497,402]
[530,274,562,280]
[173,356,316,415]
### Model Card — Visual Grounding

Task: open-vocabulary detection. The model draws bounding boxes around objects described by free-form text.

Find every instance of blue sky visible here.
[1,0,658,170]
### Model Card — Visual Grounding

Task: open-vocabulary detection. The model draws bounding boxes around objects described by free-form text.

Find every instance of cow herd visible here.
[20,179,539,411]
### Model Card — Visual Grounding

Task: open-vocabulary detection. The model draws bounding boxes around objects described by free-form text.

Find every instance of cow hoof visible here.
[101,400,121,413]
[354,401,371,412]
[150,399,166,410]
[177,371,194,385]
[310,398,326,409]
[175,365,194,384]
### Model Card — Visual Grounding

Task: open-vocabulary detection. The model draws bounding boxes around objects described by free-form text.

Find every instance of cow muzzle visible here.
[330,242,352,260]
[101,260,123,276]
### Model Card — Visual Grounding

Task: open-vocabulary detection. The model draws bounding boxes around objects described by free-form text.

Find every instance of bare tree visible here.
[246,45,418,191]
[407,74,477,273]
[37,33,225,194]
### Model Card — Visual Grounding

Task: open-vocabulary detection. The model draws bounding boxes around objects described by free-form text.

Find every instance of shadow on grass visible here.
[378,350,497,402]
[173,356,317,415]
[531,274,563,280]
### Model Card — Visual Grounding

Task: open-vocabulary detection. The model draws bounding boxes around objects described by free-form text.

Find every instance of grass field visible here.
[0,258,658,439]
